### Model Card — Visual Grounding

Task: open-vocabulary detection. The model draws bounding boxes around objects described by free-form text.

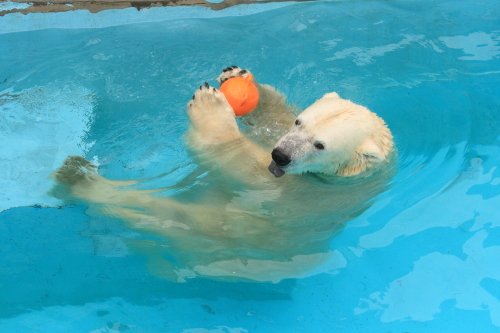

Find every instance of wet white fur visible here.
[274,92,394,176]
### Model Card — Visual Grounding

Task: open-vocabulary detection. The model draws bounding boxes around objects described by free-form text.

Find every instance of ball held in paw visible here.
[220,74,259,117]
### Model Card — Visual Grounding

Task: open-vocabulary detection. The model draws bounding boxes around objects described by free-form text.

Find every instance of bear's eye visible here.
[295,119,301,126]
[314,141,325,150]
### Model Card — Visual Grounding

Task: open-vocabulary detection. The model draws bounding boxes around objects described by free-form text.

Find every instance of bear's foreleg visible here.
[186,84,272,184]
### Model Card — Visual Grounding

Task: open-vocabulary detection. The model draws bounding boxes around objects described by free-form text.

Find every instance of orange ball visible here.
[220,75,260,117]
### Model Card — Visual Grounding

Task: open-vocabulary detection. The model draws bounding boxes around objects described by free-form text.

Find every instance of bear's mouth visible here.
[268,160,285,177]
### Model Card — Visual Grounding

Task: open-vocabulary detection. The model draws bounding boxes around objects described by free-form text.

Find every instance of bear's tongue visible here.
[268,161,285,177]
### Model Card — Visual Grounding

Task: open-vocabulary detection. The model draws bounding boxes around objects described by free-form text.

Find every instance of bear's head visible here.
[268,92,393,177]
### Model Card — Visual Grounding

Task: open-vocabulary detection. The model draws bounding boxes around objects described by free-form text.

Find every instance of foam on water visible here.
[0,0,499,331]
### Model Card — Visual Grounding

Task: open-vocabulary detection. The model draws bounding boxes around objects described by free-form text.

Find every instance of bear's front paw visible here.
[187,83,241,145]
[217,66,252,85]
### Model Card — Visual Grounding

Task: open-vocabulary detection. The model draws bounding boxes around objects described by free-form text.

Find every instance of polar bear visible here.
[185,66,393,181]
[268,91,394,177]
[54,67,394,282]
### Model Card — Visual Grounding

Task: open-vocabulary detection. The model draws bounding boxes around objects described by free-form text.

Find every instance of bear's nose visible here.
[271,148,291,167]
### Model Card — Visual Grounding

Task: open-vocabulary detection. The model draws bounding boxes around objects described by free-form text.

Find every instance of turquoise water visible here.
[1,0,500,332]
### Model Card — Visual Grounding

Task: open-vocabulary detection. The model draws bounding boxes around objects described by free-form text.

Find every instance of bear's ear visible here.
[322,92,341,100]
[339,139,385,176]
[357,138,385,162]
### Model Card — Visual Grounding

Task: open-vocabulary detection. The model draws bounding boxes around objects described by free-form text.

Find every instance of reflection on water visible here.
[354,148,500,325]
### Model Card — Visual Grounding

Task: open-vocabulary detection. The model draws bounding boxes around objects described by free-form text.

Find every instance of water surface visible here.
[1,0,499,331]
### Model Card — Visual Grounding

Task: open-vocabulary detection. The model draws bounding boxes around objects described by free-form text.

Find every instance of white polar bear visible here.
[269,91,394,177]
[54,67,394,283]
[186,66,393,181]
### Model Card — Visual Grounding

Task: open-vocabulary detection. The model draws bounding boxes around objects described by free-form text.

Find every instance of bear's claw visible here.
[187,83,240,144]
[189,83,227,108]
[217,66,252,85]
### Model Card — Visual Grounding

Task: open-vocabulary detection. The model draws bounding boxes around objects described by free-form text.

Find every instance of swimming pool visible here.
[1,0,499,332]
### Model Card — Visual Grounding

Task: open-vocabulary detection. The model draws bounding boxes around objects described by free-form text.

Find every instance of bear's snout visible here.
[271,148,291,167]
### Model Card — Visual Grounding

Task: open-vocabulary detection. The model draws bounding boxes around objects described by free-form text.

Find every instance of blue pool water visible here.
[1,0,500,332]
